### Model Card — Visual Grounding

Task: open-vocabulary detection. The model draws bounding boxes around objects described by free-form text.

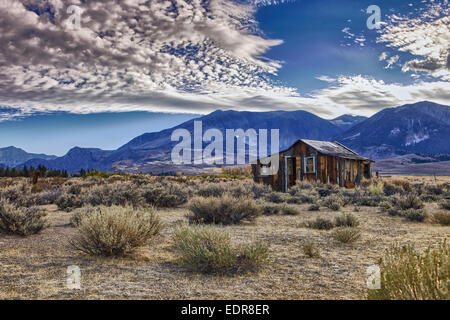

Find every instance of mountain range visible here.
[2,101,450,173]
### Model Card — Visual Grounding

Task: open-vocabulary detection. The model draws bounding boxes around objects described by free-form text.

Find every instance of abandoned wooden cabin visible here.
[251,139,373,191]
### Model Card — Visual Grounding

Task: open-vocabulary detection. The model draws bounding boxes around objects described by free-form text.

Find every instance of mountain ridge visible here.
[7,100,450,173]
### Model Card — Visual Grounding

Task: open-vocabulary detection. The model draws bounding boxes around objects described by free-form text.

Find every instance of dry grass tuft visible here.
[332,227,361,243]
[173,224,269,275]
[431,211,450,226]
[302,240,320,258]
[368,240,449,300]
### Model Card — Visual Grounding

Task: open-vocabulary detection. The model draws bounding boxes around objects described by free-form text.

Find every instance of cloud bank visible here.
[0,0,448,120]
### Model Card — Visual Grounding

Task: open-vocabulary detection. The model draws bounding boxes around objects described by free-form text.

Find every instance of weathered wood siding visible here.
[252,140,372,191]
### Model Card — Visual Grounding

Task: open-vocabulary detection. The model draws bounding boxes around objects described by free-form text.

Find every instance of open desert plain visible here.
[1,174,449,300]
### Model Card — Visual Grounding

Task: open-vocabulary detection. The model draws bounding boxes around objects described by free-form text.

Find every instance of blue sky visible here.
[0,0,448,155]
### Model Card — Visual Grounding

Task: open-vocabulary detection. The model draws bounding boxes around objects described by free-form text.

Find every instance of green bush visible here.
[0,199,48,236]
[332,227,361,243]
[368,241,449,300]
[368,181,383,195]
[334,213,360,227]
[173,225,269,275]
[70,205,163,256]
[188,195,260,225]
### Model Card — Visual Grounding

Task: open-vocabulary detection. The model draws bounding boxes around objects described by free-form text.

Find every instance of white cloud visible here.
[377,0,450,79]
[379,52,388,61]
[385,55,400,69]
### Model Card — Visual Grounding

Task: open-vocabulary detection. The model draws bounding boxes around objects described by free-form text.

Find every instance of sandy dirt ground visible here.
[1,199,448,300]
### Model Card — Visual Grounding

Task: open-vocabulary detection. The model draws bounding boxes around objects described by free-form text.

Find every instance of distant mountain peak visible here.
[0,146,57,168]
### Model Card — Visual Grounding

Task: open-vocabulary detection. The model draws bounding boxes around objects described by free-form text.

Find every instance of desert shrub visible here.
[404,208,428,222]
[142,184,188,207]
[396,193,424,210]
[287,193,316,204]
[354,194,385,207]
[424,184,444,196]
[379,201,392,212]
[334,213,360,227]
[250,183,272,198]
[107,183,145,207]
[67,184,82,195]
[420,194,441,202]
[390,178,412,192]
[383,182,403,196]
[321,194,342,211]
[0,184,25,202]
[305,217,335,230]
[280,203,301,215]
[308,204,320,211]
[82,183,145,208]
[258,202,283,215]
[257,201,299,215]
[70,205,163,256]
[317,188,333,197]
[431,211,450,226]
[56,193,83,212]
[264,191,288,204]
[70,205,100,227]
[0,199,48,236]
[368,241,449,300]
[196,183,228,197]
[188,195,260,225]
[368,181,384,195]
[173,225,269,275]
[302,240,320,258]
[332,227,361,243]
[440,199,450,210]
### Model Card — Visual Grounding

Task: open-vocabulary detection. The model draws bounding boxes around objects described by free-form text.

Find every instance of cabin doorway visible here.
[363,163,371,179]
[284,157,296,191]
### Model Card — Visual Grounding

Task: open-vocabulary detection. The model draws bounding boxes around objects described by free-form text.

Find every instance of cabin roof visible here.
[288,139,370,161]
[301,139,369,160]
[254,139,371,164]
